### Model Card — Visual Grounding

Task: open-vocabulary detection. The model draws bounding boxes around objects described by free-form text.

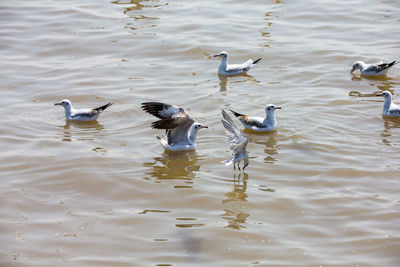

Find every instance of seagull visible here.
[214,51,262,76]
[221,109,249,172]
[350,60,396,77]
[141,102,208,151]
[376,91,400,117]
[229,104,281,132]
[54,99,113,122]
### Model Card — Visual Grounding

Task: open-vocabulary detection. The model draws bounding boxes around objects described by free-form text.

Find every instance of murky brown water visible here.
[1,0,400,266]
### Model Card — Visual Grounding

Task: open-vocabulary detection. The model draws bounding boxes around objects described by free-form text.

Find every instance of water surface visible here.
[1,0,400,266]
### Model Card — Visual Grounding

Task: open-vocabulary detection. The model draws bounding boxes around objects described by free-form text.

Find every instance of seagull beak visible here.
[213,54,221,57]
[201,125,208,129]
[275,106,282,110]
[54,102,61,106]
[350,67,356,74]
[376,93,383,96]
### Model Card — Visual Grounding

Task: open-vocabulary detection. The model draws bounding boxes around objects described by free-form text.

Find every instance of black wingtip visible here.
[253,58,262,64]
[95,102,113,112]
[141,102,160,110]
[141,102,167,119]
[389,61,397,67]
[150,118,177,130]
[229,109,243,117]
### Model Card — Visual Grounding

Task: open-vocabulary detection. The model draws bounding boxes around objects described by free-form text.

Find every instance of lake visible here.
[0,0,399,266]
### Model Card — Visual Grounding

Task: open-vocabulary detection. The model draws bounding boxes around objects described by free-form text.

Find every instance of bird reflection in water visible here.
[351,74,397,93]
[261,132,279,164]
[218,74,259,91]
[223,172,249,203]
[111,0,165,13]
[111,0,163,32]
[222,209,250,230]
[59,121,106,142]
[372,79,396,92]
[143,150,201,182]
[381,117,400,146]
[246,131,279,164]
[222,173,249,230]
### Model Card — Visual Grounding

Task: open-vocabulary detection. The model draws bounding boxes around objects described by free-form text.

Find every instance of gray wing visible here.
[363,65,379,73]
[142,102,194,145]
[365,61,396,73]
[226,63,251,74]
[388,103,400,116]
[71,103,113,119]
[237,116,264,129]
[71,110,98,119]
[166,118,195,145]
[243,118,264,128]
[221,109,248,155]
[150,115,195,145]
[229,109,264,128]
[226,58,261,74]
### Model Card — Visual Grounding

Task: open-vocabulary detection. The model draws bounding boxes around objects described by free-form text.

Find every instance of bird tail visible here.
[155,135,171,150]
[156,135,168,146]
[253,58,262,64]
[222,158,233,166]
[229,109,244,118]
[94,103,113,112]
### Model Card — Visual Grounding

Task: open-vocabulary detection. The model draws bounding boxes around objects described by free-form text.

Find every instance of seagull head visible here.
[192,123,208,131]
[189,123,208,141]
[213,51,228,59]
[350,61,363,73]
[376,90,392,99]
[265,104,282,114]
[54,99,72,109]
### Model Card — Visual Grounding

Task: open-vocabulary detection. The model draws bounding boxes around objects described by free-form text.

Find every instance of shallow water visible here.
[1,0,400,266]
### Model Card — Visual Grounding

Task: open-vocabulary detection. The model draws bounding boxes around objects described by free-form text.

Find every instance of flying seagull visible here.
[221,109,249,172]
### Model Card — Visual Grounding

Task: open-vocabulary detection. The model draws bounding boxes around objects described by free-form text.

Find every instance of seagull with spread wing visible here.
[221,109,249,172]
[141,102,208,151]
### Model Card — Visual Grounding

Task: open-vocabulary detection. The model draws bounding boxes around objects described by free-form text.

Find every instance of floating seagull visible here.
[376,91,400,117]
[54,99,113,122]
[350,60,396,77]
[214,51,262,76]
[229,104,281,132]
[221,109,249,172]
[141,102,208,151]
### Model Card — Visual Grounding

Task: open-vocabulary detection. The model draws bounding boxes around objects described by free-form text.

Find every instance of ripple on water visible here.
[1,0,400,266]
